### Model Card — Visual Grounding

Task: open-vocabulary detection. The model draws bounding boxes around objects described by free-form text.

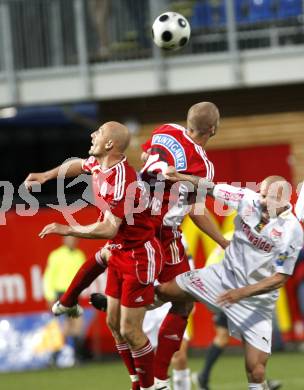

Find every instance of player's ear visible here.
[105,140,113,151]
[209,126,216,137]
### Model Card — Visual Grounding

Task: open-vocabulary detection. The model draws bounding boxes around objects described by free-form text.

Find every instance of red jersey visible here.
[140,123,214,228]
[142,123,214,179]
[82,156,153,249]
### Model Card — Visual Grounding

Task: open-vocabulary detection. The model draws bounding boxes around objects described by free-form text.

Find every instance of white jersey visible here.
[214,183,303,310]
[176,184,303,352]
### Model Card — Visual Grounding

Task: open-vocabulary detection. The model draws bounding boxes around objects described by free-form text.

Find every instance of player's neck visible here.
[276,205,289,217]
[186,130,210,147]
[97,153,125,170]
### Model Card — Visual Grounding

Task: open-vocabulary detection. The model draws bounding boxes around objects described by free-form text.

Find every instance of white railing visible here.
[0,0,303,106]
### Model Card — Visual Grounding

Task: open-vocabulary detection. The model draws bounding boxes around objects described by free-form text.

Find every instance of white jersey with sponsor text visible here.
[214,184,303,310]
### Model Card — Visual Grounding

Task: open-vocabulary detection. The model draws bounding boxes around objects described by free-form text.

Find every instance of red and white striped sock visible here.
[60,254,107,307]
[116,343,140,390]
[154,313,187,380]
[131,340,155,389]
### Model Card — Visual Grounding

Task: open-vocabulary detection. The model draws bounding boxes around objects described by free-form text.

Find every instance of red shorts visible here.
[156,225,190,283]
[158,226,186,265]
[105,237,164,307]
[157,257,190,283]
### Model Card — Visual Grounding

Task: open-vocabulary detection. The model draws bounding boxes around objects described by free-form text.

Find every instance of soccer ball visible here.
[152,12,191,51]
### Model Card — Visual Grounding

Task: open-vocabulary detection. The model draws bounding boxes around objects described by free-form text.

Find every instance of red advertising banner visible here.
[0,207,104,314]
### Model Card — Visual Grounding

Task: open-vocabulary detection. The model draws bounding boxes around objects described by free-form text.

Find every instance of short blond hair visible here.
[187,102,219,133]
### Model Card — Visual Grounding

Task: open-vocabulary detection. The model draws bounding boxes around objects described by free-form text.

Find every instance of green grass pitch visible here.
[1,352,303,389]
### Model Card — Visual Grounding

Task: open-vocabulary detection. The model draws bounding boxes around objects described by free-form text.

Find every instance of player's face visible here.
[259,185,277,217]
[259,181,290,217]
[89,126,108,157]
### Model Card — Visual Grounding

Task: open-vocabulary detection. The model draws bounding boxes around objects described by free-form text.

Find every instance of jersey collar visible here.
[100,156,127,173]
[277,204,293,220]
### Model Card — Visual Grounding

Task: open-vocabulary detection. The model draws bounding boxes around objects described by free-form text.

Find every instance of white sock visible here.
[263,381,270,390]
[130,374,139,383]
[155,377,171,389]
[172,368,191,390]
[248,382,269,390]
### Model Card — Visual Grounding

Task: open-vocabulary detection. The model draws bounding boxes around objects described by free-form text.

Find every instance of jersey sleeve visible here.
[141,138,152,152]
[213,184,250,210]
[82,156,98,173]
[275,223,303,275]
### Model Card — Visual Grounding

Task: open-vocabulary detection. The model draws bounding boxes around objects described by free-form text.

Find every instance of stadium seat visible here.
[247,0,275,23]
[191,0,226,29]
[191,2,209,29]
[276,0,302,19]
[235,0,251,24]
[235,0,275,24]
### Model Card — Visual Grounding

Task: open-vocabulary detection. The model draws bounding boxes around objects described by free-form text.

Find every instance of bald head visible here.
[187,102,220,135]
[89,121,131,159]
[262,175,287,186]
[261,176,291,197]
[260,175,292,216]
[103,121,130,153]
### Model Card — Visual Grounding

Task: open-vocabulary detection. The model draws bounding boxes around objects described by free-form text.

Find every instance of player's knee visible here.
[156,280,190,303]
[155,282,175,302]
[120,321,134,342]
[246,363,265,383]
[214,330,230,348]
[170,300,193,317]
[106,313,119,334]
[120,324,142,348]
[171,350,187,370]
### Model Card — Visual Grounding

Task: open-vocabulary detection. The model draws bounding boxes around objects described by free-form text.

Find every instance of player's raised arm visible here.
[24,158,84,191]
[212,184,250,210]
[165,167,253,213]
[189,206,230,249]
[39,210,122,240]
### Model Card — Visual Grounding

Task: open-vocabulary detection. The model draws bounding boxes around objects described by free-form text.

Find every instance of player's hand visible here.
[100,246,111,263]
[24,172,47,191]
[164,166,180,182]
[141,151,150,163]
[90,293,108,312]
[216,288,246,306]
[39,223,70,238]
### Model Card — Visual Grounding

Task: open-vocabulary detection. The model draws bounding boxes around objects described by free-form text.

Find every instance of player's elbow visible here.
[274,273,289,289]
[105,231,116,240]
[104,224,119,239]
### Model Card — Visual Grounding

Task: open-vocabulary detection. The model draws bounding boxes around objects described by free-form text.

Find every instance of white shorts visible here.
[143,302,190,349]
[176,264,273,353]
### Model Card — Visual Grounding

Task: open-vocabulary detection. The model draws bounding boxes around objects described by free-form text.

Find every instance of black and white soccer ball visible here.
[152,12,191,51]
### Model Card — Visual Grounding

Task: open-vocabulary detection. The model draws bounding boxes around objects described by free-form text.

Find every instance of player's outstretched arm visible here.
[165,166,208,185]
[190,206,230,249]
[24,158,84,191]
[216,273,289,306]
[39,211,122,240]
[164,166,215,195]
